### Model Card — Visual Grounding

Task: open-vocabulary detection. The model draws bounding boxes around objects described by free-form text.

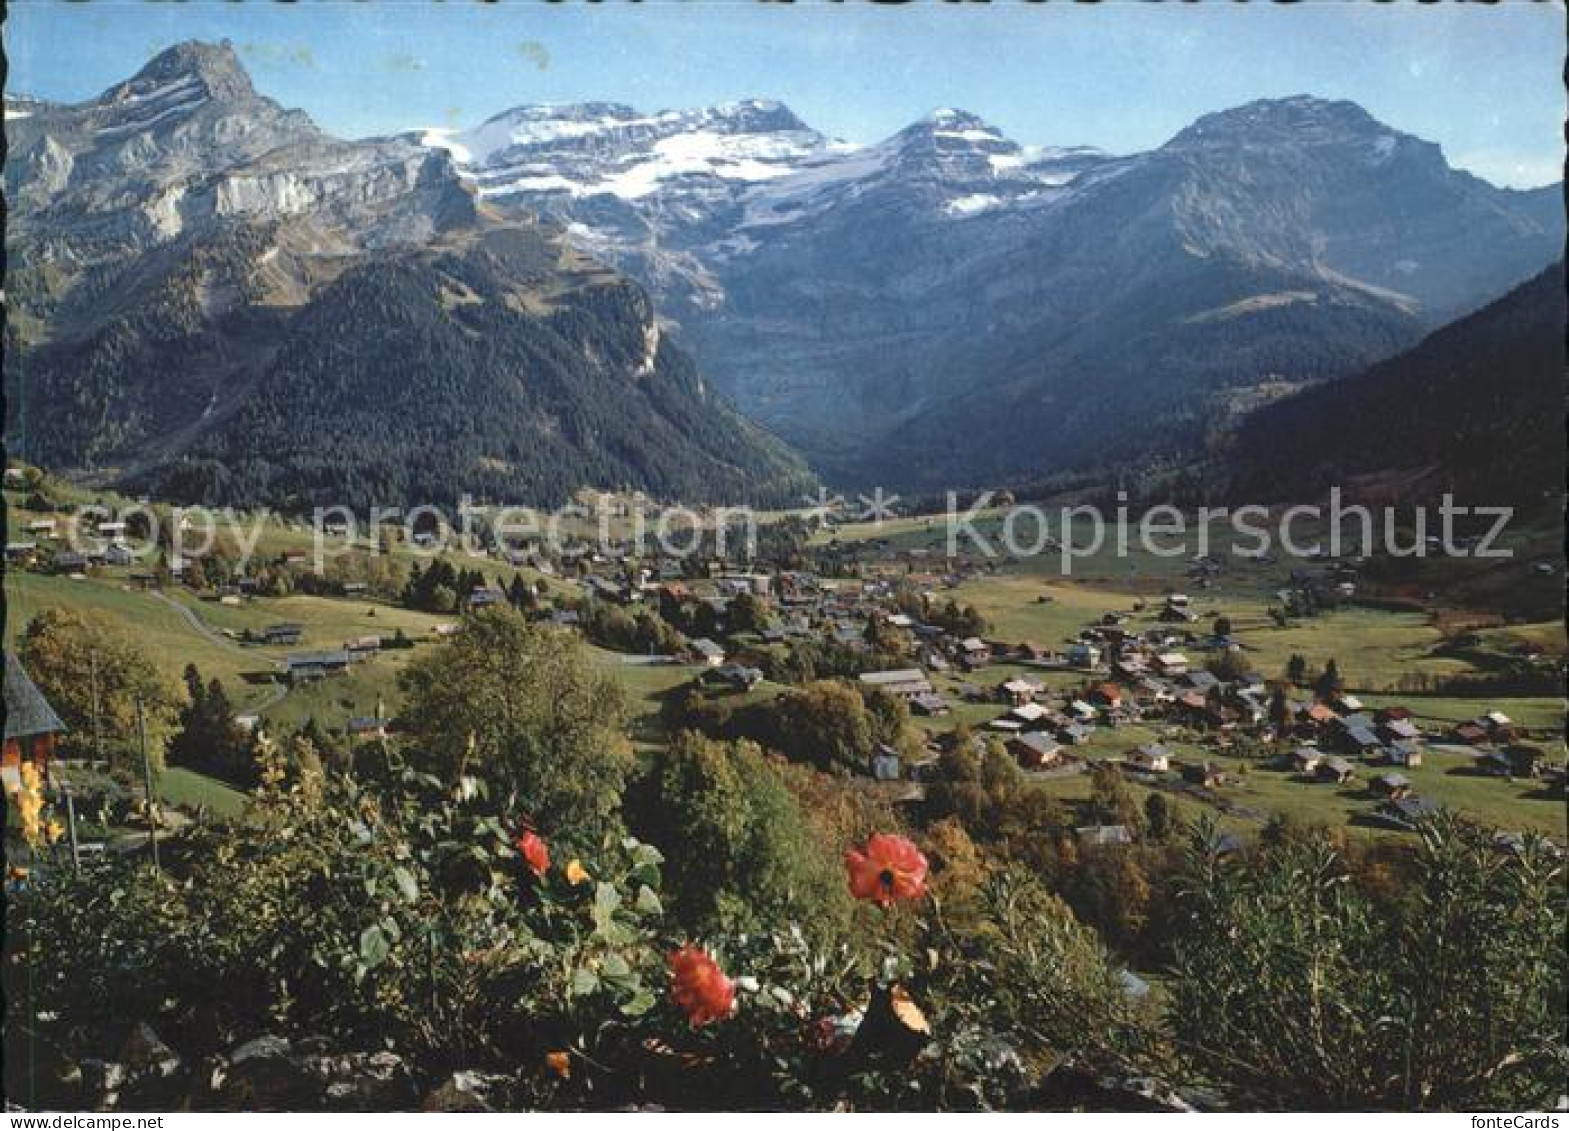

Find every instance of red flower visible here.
[845,833,929,907]
[515,829,550,878]
[668,944,736,1026]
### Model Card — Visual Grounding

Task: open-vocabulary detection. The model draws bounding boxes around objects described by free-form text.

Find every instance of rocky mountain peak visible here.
[109,39,256,104]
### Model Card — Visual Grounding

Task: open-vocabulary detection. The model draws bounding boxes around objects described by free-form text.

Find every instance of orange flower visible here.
[543,1050,571,1080]
[515,829,550,878]
[845,833,929,908]
[668,944,736,1027]
[564,858,591,886]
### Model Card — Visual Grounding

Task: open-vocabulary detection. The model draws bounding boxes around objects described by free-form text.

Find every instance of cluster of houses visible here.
[6,514,138,573]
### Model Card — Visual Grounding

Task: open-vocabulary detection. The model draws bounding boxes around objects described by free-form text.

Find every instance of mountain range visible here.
[426,92,1562,489]
[4,40,1562,508]
[3,42,814,509]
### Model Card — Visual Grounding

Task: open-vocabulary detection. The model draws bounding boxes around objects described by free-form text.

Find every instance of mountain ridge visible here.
[4,41,817,509]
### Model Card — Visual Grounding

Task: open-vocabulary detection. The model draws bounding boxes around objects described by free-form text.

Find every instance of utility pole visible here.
[90,650,103,767]
[136,697,160,875]
[63,785,80,876]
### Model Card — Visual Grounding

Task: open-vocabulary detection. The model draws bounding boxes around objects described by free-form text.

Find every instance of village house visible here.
[3,653,67,792]
[1004,701,1051,729]
[345,635,381,662]
[1291,745,1325,775]
[1008,732,1065,771]
[285,650,352,685]
[703,663,764,692]
[858,668,935,701]
[1384,739,1424,767]
[1066,641,1102,669]
[1317,756,1356,784]
[259,622,304,647]
[690,638,726,667]
[1076,824,1133,847]
[1182,761,1227,789]
[870,743,902,782]
[1152,652,1189,678]
[959,637,992,668]
[1377,795,1442,831]
[1126,743,1171,773]
[347,717,392,741]
[1371,772,1413,800]
[996,677,1042,706]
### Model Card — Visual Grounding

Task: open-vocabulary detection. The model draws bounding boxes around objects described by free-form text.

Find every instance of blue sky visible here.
[6,1,1564,187]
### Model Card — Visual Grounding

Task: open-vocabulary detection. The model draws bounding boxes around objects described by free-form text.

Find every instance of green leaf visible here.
[570,967,600,997]
[634,885,663,916]
[601,952,631,981]
[359,924,391,970]
[392,867,419,903]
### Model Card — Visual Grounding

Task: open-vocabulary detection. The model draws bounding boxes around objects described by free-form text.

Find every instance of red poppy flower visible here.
[668,944,736,1026]
[515,829,550,878]
[845,833,929,907]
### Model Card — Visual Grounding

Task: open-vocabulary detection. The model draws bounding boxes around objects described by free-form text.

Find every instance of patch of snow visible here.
[420,127,472,165]
[945,193,1002,217]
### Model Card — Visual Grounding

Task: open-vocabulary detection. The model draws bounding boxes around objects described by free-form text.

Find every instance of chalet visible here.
[468,587,505,609]
[105,543,136,567]
[1088,682,1124,710]
[1055,722,1092,746]
[1179,670,1220,695]
[1076,824,1133,847]
[960,637,992,667]
[690,638,726,667]
[1317,756,1356,784]
[27,519,57,537]
[1452,721,1490,746]
[1379,717,1423,744]
[6,541,38,563]
[858,669,935,700]
[341,582,369,597]
[347,717,392,741]
[96,520,128,539]
[1017,641,1053,663]
[997,677,1041,706]
[1385,740,1424,768]
[3,653,66,791]
[1008,733,1065,770]
[1304,702,1340,728]
[1152,652,1189,677]
[1006,701,1050,728]
[1330,693,1365,715]
[703,663,764,692]
[285,650,352,685]
[1127,743,1171,773]
[52,551,88,574]
[345,636,381,661]
[870,744,902,782]
[1158,604,1198,624]
[260,623,304,647]
[1291,746,1325,775]
[1376,795,1442,831]
[911,691,950,717]
[1066,642,1102,669]
[1337,721,1382,757]
[1183,761,1227,789]
[1371,773,1413,800]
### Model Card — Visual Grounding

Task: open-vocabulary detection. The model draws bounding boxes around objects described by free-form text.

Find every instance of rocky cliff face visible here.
[4,42,814,509]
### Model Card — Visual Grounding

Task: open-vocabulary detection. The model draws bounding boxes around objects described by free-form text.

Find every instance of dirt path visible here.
[149,591,289,711]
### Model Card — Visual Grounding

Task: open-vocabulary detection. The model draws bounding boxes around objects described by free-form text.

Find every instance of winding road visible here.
[149,590,291,712]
